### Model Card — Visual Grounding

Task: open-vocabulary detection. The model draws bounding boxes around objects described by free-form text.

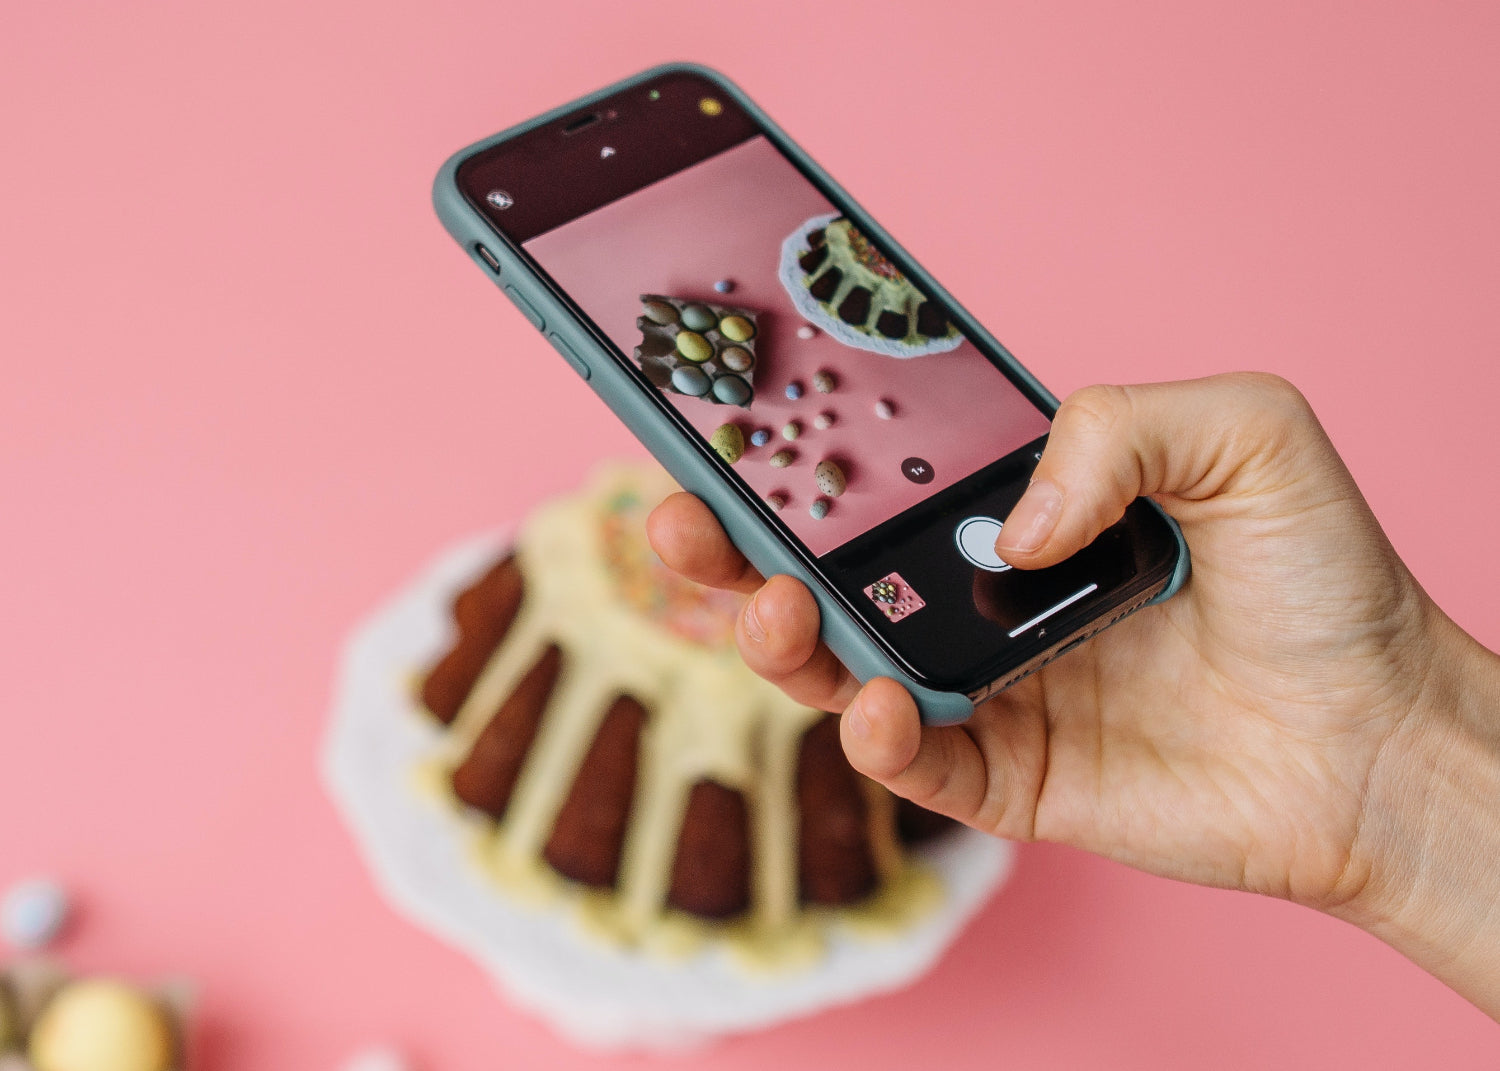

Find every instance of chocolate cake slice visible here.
[668,780,752,918]
[421,556,524,725]
[797,714,878,904]
[545,695,647,888]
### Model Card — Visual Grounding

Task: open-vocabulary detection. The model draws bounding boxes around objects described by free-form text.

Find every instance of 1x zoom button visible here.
[547,333,590,381]
[504,286,545,331]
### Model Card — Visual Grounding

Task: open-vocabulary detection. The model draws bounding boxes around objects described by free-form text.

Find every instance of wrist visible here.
[1333,609,1500,1018]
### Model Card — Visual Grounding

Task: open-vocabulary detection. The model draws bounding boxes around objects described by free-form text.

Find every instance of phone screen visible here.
[523,132,1051,557]
[459,72,1177,691]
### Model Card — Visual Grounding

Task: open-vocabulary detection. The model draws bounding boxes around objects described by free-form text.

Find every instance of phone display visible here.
[442,67,1184,708]
[521,134,1051,556]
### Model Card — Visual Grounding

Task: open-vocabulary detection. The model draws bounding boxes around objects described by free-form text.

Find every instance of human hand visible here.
[647,373,1500,1017]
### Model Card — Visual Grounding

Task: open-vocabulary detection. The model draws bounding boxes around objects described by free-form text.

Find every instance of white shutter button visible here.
[955,516,1013,572]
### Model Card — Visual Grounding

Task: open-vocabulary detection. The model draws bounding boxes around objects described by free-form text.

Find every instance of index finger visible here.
[646,492,764,597]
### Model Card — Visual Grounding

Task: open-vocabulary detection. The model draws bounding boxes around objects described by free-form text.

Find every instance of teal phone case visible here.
[433,62,1190,725]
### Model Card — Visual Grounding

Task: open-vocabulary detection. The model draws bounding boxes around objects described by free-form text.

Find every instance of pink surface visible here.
[2,3,1499,1068]
[528,137,1048,554]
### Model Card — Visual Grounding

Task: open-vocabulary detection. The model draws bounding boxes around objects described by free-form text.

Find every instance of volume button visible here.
[503,286,545,332]
[547,333,591,381]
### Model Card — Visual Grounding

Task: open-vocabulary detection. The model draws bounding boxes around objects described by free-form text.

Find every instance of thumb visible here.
[995,372,1316,568]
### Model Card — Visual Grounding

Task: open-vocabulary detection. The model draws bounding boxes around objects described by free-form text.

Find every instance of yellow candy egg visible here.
[718,315,755,342]
[29,979,175,1071]
[674,330,713,363]
[709,423,745,464]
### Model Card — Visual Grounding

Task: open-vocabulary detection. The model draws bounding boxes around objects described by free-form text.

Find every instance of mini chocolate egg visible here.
[681,304,717,332]
[769,449,795,468]
[785,381,804,400]
[675,330,713,363]
[809,497,830,520]
[765,492,787,511]
[718,315,755,342]
[797,324,817,340]
[812,370,837,393]
[642,300,679,325]
[813,411,835,430]
[814,459,847,497]
[343,1046,415,1071]
[749,428,771,448]
[713,279,735,294]
[782,421,801,441]
[874,398,896,420]
[671,366,711,396]
[709,424,745,464]
[720,346,753,372]
[2,877,69,951]
[28,980,175,1071]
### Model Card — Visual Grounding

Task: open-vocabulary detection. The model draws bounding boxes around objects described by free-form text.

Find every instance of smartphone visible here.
[433,64,1188,725]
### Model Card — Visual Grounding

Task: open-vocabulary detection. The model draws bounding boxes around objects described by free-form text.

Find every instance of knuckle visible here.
[1054,384,1133,443]
[1225,371,1320,452]
[1230,371,1313,421]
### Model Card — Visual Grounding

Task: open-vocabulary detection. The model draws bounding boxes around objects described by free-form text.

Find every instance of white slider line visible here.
[1008,583,1099,638]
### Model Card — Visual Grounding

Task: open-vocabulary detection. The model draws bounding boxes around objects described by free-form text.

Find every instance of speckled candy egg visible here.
[675,330,714,363]
[765,492,787,511]
[28,980,175,1071]
[749,428,771,447]
[812,370,836,393]
[809,497,831,520]
[642,300,679,325]
[720,346,753,372]
[813,411,835,430]
[814,459,847,497]
[769,449,795,468]
[874,398,896,420]
[709,423,745,464]
[784,381,804,400]
[671,366,711,396]
[781,421,801,441]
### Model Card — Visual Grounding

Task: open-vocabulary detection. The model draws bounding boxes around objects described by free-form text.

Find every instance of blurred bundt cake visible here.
[417,464,953,963]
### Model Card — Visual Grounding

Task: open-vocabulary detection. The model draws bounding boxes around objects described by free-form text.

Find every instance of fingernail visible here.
[846,693,871,740]
[743,590,767,643]
[998,479,1063,554]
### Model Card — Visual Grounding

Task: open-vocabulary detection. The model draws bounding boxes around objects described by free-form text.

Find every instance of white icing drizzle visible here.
[428,463,939,963]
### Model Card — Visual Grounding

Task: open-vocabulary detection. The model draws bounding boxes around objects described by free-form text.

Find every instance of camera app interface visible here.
[523,135,1050,560]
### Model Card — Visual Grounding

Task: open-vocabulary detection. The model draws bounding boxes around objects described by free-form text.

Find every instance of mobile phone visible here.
[433,64,1188,725]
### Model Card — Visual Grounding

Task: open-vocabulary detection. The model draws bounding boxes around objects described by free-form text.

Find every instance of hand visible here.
[648,373,1500,1017]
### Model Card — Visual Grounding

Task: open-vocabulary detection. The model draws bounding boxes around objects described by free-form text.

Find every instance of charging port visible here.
[474,243,501,274]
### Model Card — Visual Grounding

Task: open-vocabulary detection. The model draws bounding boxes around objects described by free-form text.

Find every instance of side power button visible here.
[546,333,590,381]
[504,286,545,331]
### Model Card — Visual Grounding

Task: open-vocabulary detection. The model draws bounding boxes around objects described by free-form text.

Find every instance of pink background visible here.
[3,2,1498,1067]
[529,136,1049,554]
